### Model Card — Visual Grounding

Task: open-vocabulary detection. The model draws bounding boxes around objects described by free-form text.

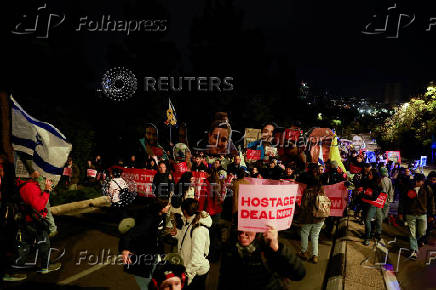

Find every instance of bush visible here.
[50,185,102,206]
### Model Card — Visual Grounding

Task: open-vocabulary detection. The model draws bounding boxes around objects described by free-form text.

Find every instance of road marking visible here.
[57,256,117,285]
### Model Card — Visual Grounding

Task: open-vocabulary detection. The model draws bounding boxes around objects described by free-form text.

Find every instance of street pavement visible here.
[2,207,335,290]
[344,214,436,290]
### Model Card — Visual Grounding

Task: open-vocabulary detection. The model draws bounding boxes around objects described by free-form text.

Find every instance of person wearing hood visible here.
[379,167,394,220]
[171,198,212,289]
[119,197,171,290]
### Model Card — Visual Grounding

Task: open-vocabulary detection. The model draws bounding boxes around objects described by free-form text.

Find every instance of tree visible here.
[376,85,436,160]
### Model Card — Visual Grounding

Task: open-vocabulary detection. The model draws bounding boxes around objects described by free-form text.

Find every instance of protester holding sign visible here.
[297,177,330,263]
[398,173,435,260]
[218,225,305,290]
[360,169,383,246]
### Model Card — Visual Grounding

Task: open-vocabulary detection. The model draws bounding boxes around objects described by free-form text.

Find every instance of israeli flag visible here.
[11,96,72,185]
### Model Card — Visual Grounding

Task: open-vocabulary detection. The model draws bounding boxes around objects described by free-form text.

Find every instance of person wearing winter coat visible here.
[360,168,382,246]
[172,198,212,290]
[398,173,435,259]
[152,162,174,199]
[379,167,394,220]
[14,178,61,274]
[218,225,305,290]
[119,197,171,290]
[297,177,327,263]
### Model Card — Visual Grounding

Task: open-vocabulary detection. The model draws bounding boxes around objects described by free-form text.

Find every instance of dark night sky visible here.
[1,0,436,158]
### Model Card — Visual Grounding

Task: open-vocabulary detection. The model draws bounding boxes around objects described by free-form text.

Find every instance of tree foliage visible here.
[376,87,436,159]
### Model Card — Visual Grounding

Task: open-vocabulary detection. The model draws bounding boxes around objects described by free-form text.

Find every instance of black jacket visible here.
[152,173,174,198]
[399,184,436,216]
[192,162,209,172]
[218,240,305,290]
[118,212,165,277]
[320,170,345,185]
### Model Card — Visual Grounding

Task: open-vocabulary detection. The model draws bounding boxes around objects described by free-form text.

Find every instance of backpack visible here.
[313,195,331,218]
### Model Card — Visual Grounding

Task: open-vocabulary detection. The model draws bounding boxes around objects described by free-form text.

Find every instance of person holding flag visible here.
[10,96,72,238]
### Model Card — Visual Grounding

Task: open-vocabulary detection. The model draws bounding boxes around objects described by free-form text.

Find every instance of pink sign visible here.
[323,182,348,216]
[87,169,97,178]
[238,184,298,232]
[243,178,348,217]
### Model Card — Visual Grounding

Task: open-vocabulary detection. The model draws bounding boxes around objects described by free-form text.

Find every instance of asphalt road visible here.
[2,207,335,290]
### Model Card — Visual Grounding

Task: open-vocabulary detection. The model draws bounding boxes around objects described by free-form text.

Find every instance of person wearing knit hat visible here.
[149,263,187,290]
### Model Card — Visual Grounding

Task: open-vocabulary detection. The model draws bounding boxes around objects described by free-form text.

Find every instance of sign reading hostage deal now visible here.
[243,178,348,217]
[238,184,298,232]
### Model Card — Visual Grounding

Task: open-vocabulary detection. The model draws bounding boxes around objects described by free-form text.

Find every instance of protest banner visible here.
[246,149,261,161]
[238,184,298,232]
[265,146,278,157]
[421,156,428,167]
[111,166,208,197]
[174,162,188,174]
[365,151,377,163]
[386,151,401,164]
[243,178,347,217]
[113,167,156,196]
[322,182,348,216]
[63,167,72,177]
[362,192,388,209]
[244,128,261,148]
[87,169,97,178]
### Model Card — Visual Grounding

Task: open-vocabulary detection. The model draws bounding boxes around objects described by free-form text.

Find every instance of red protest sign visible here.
[174,162,188,174]
[87,169,97,178]
[284,128,301,142]
[238,184,298,232]
[246,149,261,161]
[362,192,387,209]
[63,167,72,177]
[112,166,210,197]
[112,166,156,197]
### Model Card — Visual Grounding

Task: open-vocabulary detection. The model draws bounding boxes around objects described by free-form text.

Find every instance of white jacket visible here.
[176,211,212,282]
[108,177,127,203]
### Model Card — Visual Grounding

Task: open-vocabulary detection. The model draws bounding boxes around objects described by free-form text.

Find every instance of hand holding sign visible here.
[263,225,279,252]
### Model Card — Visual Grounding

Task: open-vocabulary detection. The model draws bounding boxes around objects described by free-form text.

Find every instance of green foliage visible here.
[50,185,101,206]
[376,87,436,159]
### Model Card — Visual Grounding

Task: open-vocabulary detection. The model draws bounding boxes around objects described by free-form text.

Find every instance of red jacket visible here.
[16,179,49,222]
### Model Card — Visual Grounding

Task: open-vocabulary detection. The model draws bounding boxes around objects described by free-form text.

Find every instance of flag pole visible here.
[169,125,172,145]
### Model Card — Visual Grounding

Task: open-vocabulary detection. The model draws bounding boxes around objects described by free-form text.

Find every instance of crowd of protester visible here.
[1,113,435,289]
